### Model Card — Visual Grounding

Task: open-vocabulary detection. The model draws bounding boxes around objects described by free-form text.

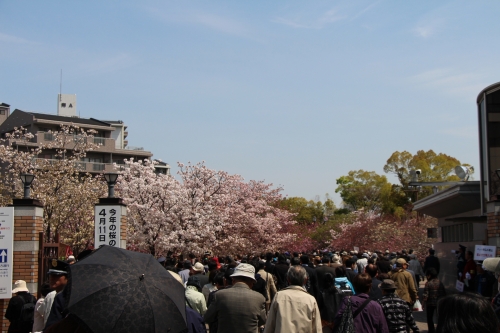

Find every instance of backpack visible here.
[336,280,354,296]
[18,294,36,323]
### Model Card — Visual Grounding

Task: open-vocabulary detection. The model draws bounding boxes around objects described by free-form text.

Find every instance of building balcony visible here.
[8,132,151,157]
[33,158,117,174]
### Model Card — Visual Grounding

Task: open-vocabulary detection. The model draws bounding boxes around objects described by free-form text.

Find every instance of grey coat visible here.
[204,282,266,333]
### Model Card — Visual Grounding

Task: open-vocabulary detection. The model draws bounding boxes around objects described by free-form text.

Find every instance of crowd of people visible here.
[158,248,500,333]
[3,247,500,333]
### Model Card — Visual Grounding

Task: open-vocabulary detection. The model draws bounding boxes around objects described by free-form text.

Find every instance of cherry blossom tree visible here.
[0,126,106,253]
[118,160,296,256]
[330,211,437,258]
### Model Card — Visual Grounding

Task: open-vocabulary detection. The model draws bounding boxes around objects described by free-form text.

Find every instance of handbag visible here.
[412,299,423,312]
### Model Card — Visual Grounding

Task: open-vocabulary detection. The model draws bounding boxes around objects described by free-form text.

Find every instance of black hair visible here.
[323,273,335,290]
[352,273,372,294]
[425,268,438,279]
[266,252,273,261]
[429,249,435,255]
[40,283,51,297]
[257,261,265,271]
[207,260,218,271]
[300,255,310,264]
[321,257,330,264]
[224,268,234,285]
[291,257,301,266]
[365,264,377,278]
[213,272,225,287]
[436,293,499,333]
[335,266,346,277]
[345,258,356,268]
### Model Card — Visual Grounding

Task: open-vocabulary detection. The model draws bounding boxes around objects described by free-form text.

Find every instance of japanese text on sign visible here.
[95,206,121,248]
[474,245,497,261]
[0,207,14,298]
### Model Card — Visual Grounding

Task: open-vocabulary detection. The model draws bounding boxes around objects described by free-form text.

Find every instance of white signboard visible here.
[456,280,464,292]
[0,208,14,298]
[95,206,121,248]
[474,245,497,261]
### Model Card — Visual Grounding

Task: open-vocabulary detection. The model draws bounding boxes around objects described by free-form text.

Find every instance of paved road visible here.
[413,280,431,333]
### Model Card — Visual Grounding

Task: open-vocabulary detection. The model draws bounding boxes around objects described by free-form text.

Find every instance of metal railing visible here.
[33,158,114,173]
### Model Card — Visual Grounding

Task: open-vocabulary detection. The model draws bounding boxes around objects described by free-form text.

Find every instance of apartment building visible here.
[0,96,170,175]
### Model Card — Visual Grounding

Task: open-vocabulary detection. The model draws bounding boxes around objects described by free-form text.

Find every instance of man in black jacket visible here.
[424,249,440,275]
[300,255,320,301]
[315,257,336,292]
[345,258,358,282]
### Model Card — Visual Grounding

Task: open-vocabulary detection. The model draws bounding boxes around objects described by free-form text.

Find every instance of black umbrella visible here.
[66,246,187,333]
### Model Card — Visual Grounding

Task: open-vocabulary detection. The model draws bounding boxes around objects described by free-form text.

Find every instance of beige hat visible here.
[12,280,29,293]
[332,254,340,263]
[167,270,184,287]
[192,262,204,272]
[483,257,500,273]
[231,263,256,281]
[396,258,407,265]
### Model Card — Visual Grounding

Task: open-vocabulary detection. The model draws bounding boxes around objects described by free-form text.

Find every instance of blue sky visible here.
[1,1,498,206]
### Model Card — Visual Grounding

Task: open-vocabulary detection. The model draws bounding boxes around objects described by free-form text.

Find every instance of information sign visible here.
[95,206,121,248]
[474,245,497,261]
[0,207,14,298]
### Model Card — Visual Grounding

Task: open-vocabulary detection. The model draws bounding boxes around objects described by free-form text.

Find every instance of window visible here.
[93,163,105,171]
[442,223,473,242]
[0,110,5,115]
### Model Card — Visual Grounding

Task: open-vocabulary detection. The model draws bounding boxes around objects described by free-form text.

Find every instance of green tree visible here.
[383,149,473,200]
[335,170,394,212]
[279,195,336,224]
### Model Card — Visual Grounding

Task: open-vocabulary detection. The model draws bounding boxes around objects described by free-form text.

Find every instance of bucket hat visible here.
[230,263,256,281]
[483,257,500,273]
[379,279,396,290]
[12,280,29,293]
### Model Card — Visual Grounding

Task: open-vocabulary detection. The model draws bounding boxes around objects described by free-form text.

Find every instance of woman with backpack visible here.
[5,280,37,333]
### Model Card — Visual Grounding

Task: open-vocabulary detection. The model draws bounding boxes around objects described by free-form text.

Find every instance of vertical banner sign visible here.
[0,207,14,298]
[95,206,121,248]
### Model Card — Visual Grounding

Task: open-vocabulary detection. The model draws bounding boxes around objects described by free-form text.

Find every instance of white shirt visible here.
[32,297,45,332]
[39,290,56,326]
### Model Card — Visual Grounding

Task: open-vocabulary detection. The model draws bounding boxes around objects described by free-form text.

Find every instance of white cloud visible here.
[272,8,344,29]
[144,6,251,38]
[350,1,380,21]
[76,53,138,76]
[0,32,39,45]
[409,68,487,98]
[412,13,446,39]
[441,126,477,139]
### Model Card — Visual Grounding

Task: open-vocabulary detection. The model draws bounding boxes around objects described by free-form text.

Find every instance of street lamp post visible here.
[20,173,35,199]
[103,173,119,198]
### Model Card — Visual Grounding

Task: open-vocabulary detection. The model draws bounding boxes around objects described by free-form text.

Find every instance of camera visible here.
[415,169,421,175]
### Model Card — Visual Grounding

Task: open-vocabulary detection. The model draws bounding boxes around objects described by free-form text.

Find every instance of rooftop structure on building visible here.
[0,98,170,175]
